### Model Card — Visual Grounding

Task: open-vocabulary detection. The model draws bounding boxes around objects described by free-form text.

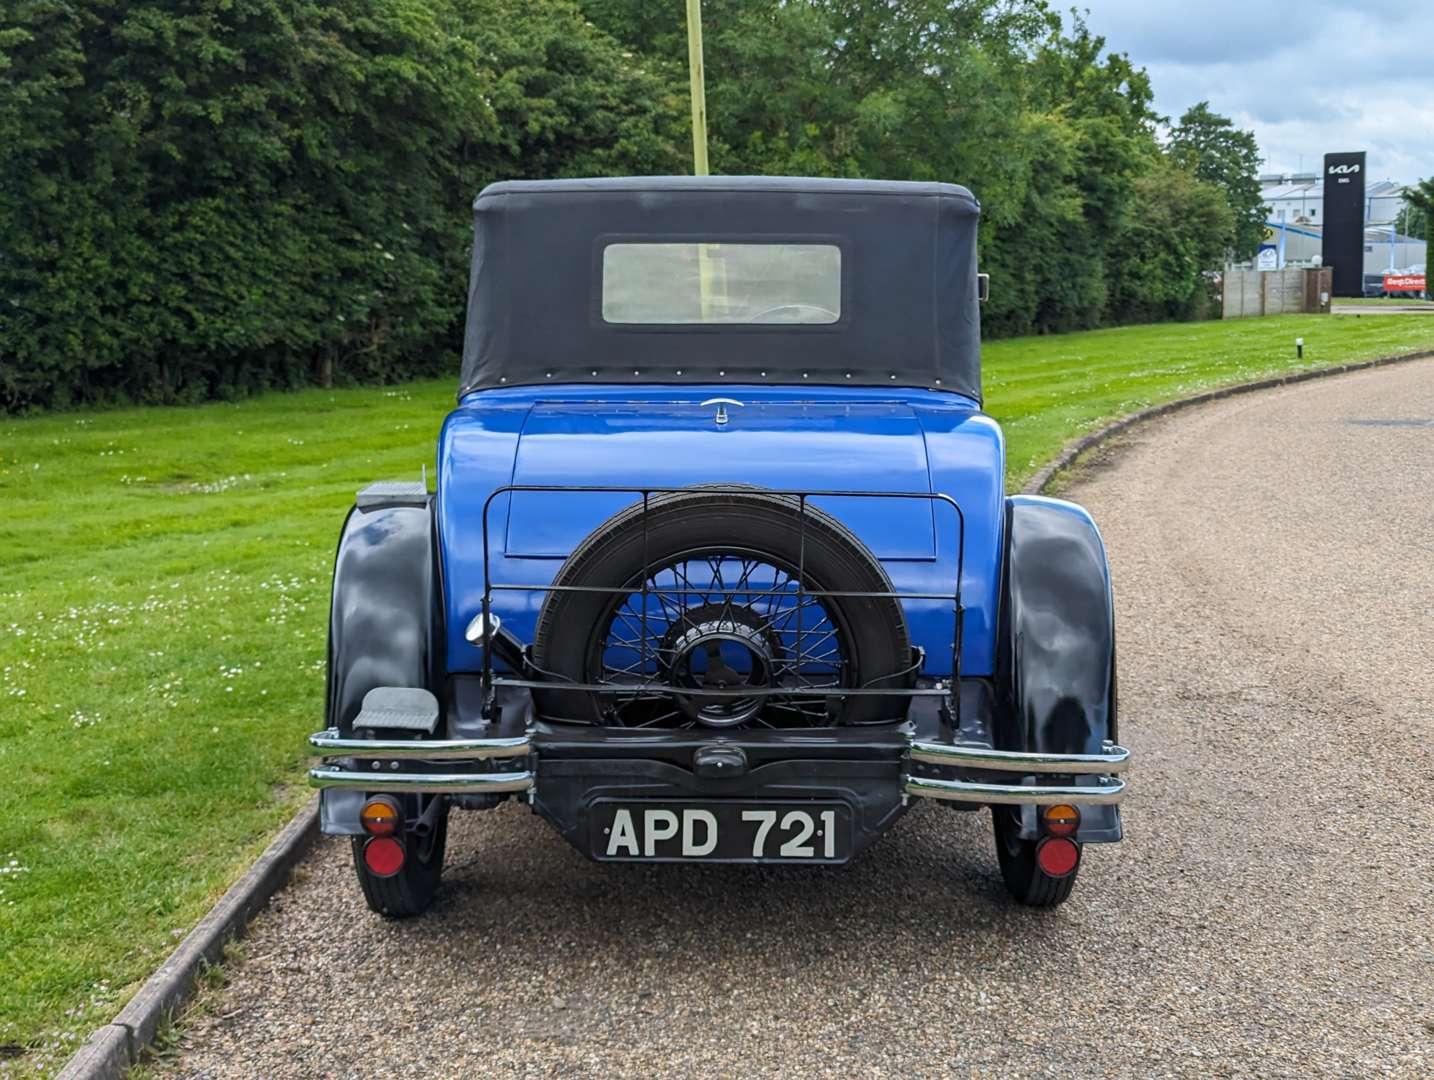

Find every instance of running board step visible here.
[355,480,428,509]
[353,687,439,734]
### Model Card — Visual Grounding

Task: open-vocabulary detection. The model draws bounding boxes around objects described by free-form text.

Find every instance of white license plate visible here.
[589,800,853,863]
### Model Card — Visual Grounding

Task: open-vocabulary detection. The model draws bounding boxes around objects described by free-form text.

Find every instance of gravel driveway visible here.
[162,361,1434,1079]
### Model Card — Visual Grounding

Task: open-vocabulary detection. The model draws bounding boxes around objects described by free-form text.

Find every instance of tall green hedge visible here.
[2,1,1255,413]
[0,0,682,411]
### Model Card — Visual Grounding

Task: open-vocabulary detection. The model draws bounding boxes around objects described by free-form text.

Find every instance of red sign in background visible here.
[1382,274,1426,292]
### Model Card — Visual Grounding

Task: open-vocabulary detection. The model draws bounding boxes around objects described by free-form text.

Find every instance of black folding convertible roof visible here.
[459,176,982,401]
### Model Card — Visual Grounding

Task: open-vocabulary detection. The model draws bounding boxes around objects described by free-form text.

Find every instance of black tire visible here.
[349,801,449,918]
[992,806,1079,908]
[532,488,911,726]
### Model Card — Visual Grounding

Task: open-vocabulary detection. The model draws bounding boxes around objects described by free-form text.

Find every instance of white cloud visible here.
[1075,1,1434,182]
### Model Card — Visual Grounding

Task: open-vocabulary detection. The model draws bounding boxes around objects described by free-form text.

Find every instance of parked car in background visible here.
[307,177,1130,917]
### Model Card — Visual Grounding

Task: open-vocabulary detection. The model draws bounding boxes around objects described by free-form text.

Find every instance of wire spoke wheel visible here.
[589,549,852,728]
[531,489,913,729]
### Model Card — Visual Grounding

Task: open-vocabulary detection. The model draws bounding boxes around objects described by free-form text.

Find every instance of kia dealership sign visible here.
[1322,152,1367,297]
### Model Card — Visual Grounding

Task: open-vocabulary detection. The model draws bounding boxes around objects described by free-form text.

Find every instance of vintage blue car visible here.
[308,177,1129,916]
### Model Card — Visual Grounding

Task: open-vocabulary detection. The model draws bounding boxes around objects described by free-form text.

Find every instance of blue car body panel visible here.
[436,383,1005,680]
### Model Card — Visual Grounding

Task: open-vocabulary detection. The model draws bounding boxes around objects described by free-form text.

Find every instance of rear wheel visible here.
[349,798,449,918]
[992,806,1079,908]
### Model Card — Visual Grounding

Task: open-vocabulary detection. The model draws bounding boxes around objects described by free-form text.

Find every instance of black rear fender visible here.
[327,499,442,731]
[997,494,1116,754]
[321,496,443,837]
[996,495,1120,842]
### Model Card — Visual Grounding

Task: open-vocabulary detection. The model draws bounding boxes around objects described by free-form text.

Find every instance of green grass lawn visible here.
[1334,295,1432,307]
[3,312,1434,1072]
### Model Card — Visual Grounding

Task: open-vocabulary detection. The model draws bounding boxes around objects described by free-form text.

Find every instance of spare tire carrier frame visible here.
[477,484,967,725]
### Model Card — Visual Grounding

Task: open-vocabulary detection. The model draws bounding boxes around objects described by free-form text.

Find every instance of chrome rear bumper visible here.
[305,728,1127,806]
[307,728,534,795]
[903,738,1129,805]
[308,728,530,760]
[308,766,534,795]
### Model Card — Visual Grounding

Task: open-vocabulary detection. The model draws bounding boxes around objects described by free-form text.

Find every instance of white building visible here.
[1259,172,1408,227]
[1258,173,1424,278]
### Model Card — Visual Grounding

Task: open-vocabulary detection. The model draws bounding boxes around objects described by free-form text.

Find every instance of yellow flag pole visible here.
[685,0,717,317]
[685,0,709,176]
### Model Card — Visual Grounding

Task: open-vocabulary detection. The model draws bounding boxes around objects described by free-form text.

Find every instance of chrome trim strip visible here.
[307,729,531,760]
[308,767,535,795]
[908,739,1130,774]
[903,774,1126,806]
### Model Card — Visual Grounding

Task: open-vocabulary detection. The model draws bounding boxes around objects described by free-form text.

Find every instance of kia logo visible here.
[1328,164,1361,175]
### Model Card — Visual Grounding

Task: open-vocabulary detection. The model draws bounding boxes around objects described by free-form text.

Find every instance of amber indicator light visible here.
[1042,803,1079,838]
[360,796,402,837]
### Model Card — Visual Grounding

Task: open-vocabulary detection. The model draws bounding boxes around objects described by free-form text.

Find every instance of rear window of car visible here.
[601,242,841,325]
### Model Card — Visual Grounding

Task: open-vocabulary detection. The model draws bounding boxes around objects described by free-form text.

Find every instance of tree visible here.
[1106,158,1234,322]
[581,1,1191,336]
[1021,15,1161,332]
[1394,200,1425,240]
[4,0,1272,412]
[0,0,685,411]
[1166,102,1264,261]
[1400,179,1434,268]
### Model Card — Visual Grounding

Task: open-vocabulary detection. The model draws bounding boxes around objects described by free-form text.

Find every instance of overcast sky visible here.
[1074,1,1434,184]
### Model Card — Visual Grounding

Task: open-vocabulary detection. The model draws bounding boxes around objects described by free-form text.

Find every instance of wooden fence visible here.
[1222,268,1333,318]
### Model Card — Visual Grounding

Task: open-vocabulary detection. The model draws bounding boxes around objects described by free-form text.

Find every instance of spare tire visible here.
[531,489,911,727]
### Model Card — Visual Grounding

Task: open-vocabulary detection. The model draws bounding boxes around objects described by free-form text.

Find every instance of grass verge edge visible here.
[1020,348,1434,495]
[54,799,319,1080]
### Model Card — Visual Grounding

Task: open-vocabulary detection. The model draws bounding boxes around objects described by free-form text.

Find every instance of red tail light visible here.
[363,835,406,877]
[1036,836,1079,878]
